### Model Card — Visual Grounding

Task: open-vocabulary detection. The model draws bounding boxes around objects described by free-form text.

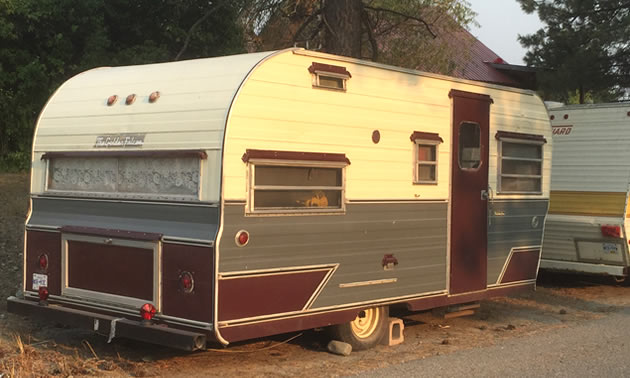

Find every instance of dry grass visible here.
[0,330,148,377]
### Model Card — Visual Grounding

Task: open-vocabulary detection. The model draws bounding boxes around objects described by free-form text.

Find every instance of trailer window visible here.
[249,165,344,213]
[498,141,543,193]
[415,144,438,183]
[459,122,481,169]
[410,131,442,184]
[46,155,200,201]
[309,62,350,91]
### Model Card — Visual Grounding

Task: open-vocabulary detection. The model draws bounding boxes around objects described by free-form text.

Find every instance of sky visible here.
[467,0,545,65]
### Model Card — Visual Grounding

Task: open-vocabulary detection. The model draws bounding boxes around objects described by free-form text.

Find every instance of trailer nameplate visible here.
[95,133,145,148]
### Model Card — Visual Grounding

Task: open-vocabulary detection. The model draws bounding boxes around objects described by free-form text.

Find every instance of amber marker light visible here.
[235,230,250,247]
[149,91,160,103]
[125,94,136,105]
[107,95,118,106]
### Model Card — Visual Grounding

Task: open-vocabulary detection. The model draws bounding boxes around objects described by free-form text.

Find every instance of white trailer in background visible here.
[542,102,630,280]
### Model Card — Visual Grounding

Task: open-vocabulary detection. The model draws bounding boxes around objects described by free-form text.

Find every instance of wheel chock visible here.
[381,317,404,346]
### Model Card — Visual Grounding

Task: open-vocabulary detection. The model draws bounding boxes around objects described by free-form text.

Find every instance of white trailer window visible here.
[46,154,201,201]
[243,149,348,214]
[497,132,545,194]
[410,131,443,184]
[250,165,344,213]
[309,62,351,91]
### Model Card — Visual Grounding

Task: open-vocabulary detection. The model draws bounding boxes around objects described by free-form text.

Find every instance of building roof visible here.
[445,28,536,90]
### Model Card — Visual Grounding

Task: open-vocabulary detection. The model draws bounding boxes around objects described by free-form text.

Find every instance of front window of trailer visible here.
[496,131,546,194]
[249,164,345,213]
[45,153,202,201]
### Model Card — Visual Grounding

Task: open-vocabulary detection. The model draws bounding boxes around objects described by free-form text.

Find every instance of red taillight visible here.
[179,271,194,293]
[140,303,157,321]
[38,254,48,270]
[601,225,621,238]
[235,230,249,247]
[38,286,49,301]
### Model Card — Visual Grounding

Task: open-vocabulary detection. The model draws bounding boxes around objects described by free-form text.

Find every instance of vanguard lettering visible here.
[552,125,573,135]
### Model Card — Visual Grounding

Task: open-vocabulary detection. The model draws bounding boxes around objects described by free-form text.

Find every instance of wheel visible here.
[330,306,389,351]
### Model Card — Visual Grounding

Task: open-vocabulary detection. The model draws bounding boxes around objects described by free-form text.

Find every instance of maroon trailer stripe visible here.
[218,269,331,321]
[500,248,541,284]
[220,308,358,343]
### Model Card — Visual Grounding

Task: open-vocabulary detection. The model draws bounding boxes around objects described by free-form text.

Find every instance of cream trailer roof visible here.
[32,50,277,153]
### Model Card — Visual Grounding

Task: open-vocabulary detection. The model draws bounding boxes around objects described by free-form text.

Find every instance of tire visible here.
[330,306,389,351]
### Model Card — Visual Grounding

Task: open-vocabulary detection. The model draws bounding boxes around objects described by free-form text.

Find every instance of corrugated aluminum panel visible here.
[548,104,630,193]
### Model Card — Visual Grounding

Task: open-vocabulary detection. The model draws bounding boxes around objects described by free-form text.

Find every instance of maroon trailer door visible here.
[449,89,492,295]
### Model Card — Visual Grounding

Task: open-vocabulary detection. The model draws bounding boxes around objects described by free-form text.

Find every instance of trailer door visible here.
[448,90,492,294]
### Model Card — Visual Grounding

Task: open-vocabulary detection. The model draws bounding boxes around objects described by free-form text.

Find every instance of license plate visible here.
[603,243,618,254]
[32,273,48,290]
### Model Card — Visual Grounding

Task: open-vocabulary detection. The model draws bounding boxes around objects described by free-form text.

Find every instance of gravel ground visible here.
[356,303,630,378]
[1,173,629,377]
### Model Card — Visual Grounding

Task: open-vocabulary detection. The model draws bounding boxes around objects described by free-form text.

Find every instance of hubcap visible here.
[350,308,380,339]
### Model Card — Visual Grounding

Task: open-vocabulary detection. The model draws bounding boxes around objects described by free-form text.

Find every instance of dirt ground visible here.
[1,173,630,377]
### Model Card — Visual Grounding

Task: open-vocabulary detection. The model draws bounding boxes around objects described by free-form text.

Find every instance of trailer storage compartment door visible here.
[61,231,160,308]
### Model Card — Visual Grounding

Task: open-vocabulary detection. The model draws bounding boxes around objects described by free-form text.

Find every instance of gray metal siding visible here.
[28,197,219,242]
[219,202,447,308]
[542,217,628,266]
[487,199,548,284]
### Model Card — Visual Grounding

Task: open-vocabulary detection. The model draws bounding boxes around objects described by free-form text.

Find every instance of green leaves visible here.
[0,0,245,171]
[518,0,630,103]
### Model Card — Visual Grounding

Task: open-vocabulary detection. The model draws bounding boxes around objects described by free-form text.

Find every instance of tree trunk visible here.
[322,0,363,58]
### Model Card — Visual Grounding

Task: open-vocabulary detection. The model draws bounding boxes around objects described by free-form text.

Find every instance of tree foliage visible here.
[241,0,476,71]
[0,0,244,171]
[517,0,630,104]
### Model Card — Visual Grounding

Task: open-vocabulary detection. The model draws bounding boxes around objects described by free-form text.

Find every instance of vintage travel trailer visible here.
[8,48,552,351]
[542,103,630,280]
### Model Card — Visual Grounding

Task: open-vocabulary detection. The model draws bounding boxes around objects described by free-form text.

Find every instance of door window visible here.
[458,122,481,169]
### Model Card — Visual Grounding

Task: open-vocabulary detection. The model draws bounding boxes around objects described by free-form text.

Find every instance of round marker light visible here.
[140,303,157,321]
[38,254,48,270]
[38,286,49,301]
[235,230,249,247]
[179,271,194,293]
[107,95,118,106]
[149,91,160,103]
[125,94,136,105]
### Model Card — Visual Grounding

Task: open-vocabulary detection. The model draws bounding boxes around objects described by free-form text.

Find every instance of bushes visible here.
[0,151,30,173]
